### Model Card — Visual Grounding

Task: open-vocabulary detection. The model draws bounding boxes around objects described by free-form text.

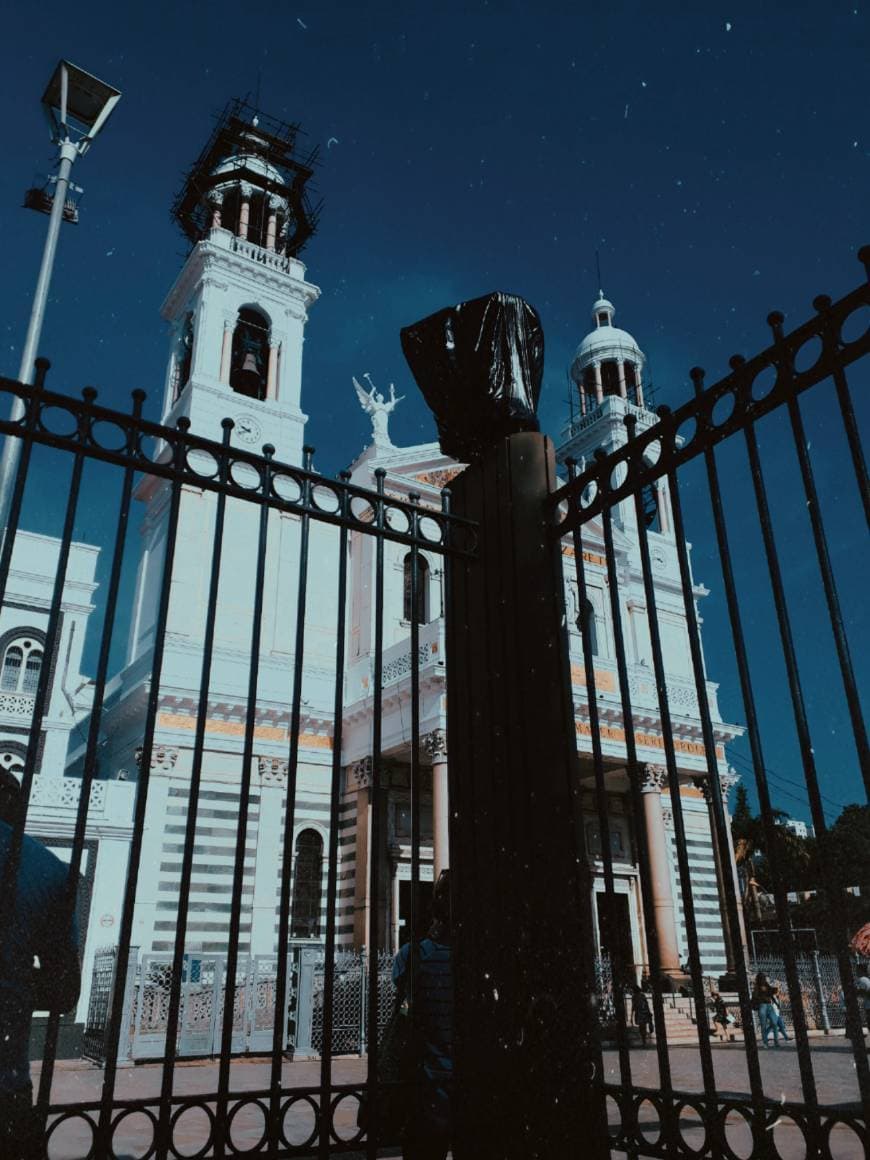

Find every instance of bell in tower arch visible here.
[230,306,270,400]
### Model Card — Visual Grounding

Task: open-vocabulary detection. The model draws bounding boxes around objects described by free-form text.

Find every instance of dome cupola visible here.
[569,291,646,414]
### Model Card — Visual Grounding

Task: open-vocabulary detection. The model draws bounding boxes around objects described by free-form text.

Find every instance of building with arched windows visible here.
[13,102,746,1057]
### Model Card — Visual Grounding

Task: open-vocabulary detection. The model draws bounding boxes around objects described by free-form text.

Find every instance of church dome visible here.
[570,293,645,383]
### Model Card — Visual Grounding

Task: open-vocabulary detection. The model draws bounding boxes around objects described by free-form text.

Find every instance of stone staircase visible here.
[613,994,745,1046]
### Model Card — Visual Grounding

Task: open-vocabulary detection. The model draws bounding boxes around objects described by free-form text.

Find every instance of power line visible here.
[725,747,849,813]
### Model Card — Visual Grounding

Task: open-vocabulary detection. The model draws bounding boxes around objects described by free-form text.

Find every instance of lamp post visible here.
[0,60,121,528]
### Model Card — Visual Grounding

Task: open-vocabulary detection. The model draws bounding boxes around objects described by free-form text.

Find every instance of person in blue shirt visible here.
[392,869,452,1160]
[0,769,81,1159]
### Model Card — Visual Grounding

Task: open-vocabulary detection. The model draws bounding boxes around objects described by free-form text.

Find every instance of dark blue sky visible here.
[0,1,867,822]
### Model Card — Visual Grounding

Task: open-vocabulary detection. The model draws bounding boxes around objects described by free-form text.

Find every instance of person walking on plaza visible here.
[710,990,730,1042]
[393,870,453,1160]
[752,972,781,1048]
[0,769,81,1160]
[631,984,654,1046]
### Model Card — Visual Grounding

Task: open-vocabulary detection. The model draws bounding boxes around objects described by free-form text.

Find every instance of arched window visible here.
[576,598,598,656]
[230,307,270,400]
[403,554,430,624]
[1,637,43,695]
[175,313,194,399]
[291,829,324,938]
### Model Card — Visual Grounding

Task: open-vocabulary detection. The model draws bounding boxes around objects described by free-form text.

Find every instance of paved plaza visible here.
[37,1038,866,1159]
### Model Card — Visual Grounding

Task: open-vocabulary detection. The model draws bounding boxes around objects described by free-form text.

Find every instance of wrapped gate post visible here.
[401,293,607,1159]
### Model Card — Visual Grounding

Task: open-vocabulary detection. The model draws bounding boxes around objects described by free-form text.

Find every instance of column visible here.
[219,318,233,384]
[656,481,671,535]
[592,361,603,404]
[238,193,250,240]
[617,360,628,399]
[351,759,372,949]
[641,764,683,979]
[266,342,279,400]
[266,204,278,251]
[252,759,287,954]
[579,384,587,416]
[210,193,222,230]
[424,729,449,877]
[635,362,645,408]
[694,775,739,986]
[721,768,750,966]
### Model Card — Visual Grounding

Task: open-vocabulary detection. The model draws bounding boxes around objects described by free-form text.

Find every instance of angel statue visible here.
[352,373,405,448]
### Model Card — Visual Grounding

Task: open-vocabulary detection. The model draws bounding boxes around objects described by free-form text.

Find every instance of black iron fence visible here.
[0,248,866,1160]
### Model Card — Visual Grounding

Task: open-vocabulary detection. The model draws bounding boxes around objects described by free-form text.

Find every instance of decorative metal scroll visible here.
[0,370,478,558]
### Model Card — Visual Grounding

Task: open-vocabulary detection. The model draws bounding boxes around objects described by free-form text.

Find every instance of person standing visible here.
[769,986,790,1043]
[710,991,730,1042]
[0,770,81,1160]
[393,870,452,1160]
[631,985,653,1046]
[752,972,779,1048]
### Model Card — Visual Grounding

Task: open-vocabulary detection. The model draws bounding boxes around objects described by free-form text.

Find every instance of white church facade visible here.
[13,101,744,1053]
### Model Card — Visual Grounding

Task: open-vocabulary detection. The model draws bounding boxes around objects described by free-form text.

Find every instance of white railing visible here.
[0,691,36,716]
[230,236,293,274]
[27,775,107,814]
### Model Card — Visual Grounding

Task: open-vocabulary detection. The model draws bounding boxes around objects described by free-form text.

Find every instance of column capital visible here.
[641,763,667,793]
[692,776,712,804]
[258,756,287,786]
[719,766,740,803]
[350,756,373,789]
[422,729,448,763]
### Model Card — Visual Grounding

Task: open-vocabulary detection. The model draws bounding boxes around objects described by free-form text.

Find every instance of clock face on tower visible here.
[234,414,262,445]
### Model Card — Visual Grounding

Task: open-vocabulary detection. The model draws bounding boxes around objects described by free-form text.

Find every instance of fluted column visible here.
[424,729,449,876]
[641,764,682,978]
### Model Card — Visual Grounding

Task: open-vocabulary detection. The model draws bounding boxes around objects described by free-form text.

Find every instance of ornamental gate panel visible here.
[1,247,867,1159]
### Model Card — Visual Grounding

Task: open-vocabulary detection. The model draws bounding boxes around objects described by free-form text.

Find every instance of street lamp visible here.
[0,60,121,527]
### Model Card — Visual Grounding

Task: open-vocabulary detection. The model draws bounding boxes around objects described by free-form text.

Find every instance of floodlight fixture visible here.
[0,59,121,531]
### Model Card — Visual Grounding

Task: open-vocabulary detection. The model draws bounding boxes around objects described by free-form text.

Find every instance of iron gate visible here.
[0,247,866,1159]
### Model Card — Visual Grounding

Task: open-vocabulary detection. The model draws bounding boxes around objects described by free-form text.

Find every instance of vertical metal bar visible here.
[762,308,870,797]
[624,424,718,1112]
[830,363,870,528]
[599,502,674,1102]
[564,460,633,1088]
[408,493,422,1128]
[690,365,830,1137]
[268,446,313,1158]
[214,446,274,1158]
[365,467,386,1160]
[154,418,234,1160]
[97,417,189,1155]
[0,361,49,610]
[317,472,350,1158]
[35,389,144,1114]
[740,407,870,1101]
[661,437,781,1110]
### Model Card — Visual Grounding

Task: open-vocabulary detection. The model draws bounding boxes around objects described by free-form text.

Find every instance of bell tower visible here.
[160,100,321,464]
[557,291,672,535]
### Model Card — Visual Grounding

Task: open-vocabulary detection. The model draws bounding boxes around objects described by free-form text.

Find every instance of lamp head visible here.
[41,60,121,151]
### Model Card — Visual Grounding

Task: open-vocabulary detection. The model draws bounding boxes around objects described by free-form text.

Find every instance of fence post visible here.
[444,432,607,1158]
[811,950,831,1034]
